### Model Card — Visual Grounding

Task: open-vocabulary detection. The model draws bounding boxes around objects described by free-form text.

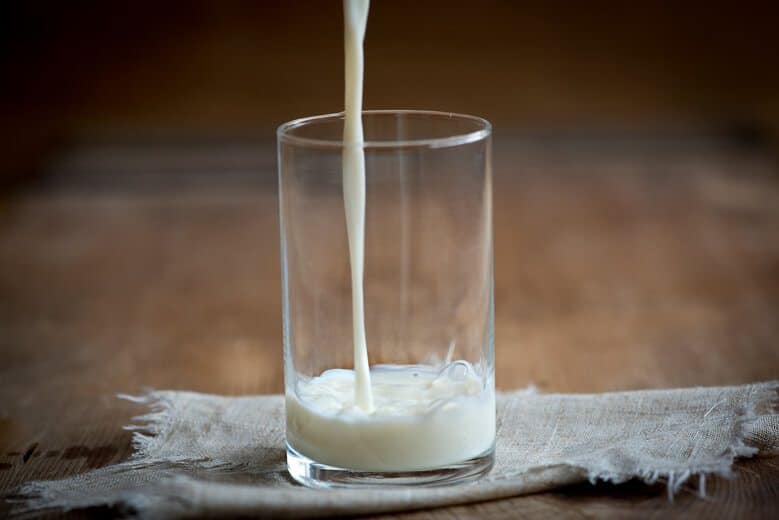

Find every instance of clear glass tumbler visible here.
[278,110,494,488]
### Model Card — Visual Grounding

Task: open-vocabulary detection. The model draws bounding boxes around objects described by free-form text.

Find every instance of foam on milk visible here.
[287,362,495,471]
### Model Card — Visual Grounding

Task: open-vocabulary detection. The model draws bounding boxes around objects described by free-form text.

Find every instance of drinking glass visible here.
[277,110,494,487]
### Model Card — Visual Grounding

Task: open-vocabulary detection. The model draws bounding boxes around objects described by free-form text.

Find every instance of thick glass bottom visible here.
[286,443,495,488]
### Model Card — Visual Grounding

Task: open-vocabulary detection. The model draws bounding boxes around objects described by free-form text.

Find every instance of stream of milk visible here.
[341,0,373,413]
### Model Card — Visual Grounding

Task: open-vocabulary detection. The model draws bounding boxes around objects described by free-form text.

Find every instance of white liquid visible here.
[286,1,495,471]
[287,362,495,471]
[342,0,373,412]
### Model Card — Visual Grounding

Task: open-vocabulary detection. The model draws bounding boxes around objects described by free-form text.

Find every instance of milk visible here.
[286,0,495,472]
[342,0,373,412]
[287,362,495,471]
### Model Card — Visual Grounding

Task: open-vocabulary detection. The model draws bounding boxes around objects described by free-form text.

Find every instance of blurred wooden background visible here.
[3,0,779,187]
[1,1,778,518]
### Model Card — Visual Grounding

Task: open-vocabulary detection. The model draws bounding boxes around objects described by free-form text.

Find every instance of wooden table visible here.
[1,136,777,518]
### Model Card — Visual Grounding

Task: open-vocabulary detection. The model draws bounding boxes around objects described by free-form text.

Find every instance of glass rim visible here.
[277,109,491,149]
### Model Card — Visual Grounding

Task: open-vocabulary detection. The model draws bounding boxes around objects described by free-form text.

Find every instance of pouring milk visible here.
[285,0,495,472]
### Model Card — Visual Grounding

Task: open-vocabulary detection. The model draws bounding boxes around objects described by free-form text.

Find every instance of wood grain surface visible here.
[1,136,778,518]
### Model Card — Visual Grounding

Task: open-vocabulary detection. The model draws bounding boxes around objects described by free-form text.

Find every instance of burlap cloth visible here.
[13,382,778,518]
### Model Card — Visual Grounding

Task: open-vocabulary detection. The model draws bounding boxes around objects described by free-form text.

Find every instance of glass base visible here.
[286,443,495,488]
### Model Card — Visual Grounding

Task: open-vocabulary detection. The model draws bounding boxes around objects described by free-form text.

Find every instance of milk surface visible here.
[287,362,495,471]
